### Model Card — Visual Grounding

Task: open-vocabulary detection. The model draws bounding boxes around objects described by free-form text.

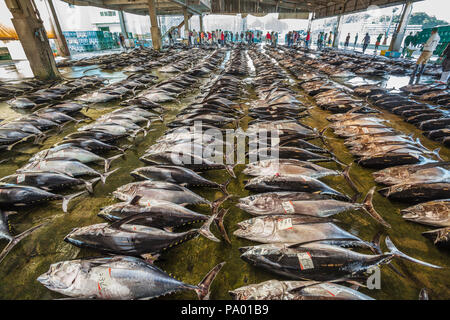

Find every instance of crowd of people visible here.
[167,29,264,46]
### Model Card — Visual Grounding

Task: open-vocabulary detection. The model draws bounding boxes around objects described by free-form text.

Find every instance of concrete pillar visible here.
[5,0,60,79]
[183,7,190,38]
[332,15,342,48]
[118,11,129,39]
[199,14,204,33]
[148,0,161,50]
[307,12,313,33]
[44,0,70,57]
[389,1,413,52]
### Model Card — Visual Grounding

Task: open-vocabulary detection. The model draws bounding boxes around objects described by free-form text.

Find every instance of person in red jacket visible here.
[220,31,224,46]
[266,31,271,44]
[305,31,311,48]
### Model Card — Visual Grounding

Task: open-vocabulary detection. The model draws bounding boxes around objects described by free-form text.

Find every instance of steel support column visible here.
[5,0,60,79]
[148,0,161,50]
[118,11,129,39]
[389,1,413,52]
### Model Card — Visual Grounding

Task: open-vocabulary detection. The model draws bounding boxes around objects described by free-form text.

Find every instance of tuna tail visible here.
[195,261,226,300]
[33,133,46,145]
[225,165,236,178]
[84,177,101,194]
[362,187,391,228]
[218,179,231,195]
[100,168,119,184]
[341,163,361,197]
[6,134,37,151]
[62,191,88,213]
[215,208,231,245]
[104,154,123,172]
[198,211,221,243]
[318,126,329,147]
[370,232,406,278]
[419,288,429,300]
[0,222,45,265]
[432,148,443,161]
[385,236,442,269]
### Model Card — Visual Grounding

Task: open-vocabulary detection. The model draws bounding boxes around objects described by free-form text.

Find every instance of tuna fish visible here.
[239,236,441,281]
[97,198,209,228]
[37,256,225,299]
[400,199,450,227]
[130,165,228,193]
[113,181,211,206]
[229,280,374,300]
[0,184,86,212]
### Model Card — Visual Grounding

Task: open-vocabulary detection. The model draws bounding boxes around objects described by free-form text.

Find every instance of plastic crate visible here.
[385,51,401,58]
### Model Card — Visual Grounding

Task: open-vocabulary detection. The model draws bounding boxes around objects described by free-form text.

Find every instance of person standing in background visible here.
[305,31,311,49]
[327,31,332,46]
[353,33,359,50]
[344,33,350,49]
[119,33,125,48]
[438,43,450,86]
[402,32,414,58]
[374,33,383,54]
[362,33,370,53]
[410,28,441,84]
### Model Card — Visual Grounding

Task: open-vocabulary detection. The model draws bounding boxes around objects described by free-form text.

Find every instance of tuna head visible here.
[37,260,83,297]
[234,217,271,239]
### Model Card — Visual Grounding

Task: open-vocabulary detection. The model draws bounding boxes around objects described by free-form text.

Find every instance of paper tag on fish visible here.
[277,218,293,230]
[16,174,25,183]
[281,201,295,214]
[318,283,342,297]
[297,252,314,270]
[96,267,114,296]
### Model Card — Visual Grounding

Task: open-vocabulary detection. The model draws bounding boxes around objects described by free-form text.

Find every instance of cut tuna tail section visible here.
[215,208,231,245]
[62,191,88,213]
[195,261,226,300]
[0,222,45,265]
[362,187,391,228]
[100,168,119,184]
[385,236,442,269]
[198,211,221,243]
[225,165,236,178]
[104,154,123,172]
[342,163,361,197]
[317,126,329,147]
[219,179,231,195]
[84,177,101,194]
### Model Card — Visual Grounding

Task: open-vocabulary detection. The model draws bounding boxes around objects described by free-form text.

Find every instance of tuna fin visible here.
[100,168,119,184]
[140,253,160,264]
[6,134,37,151]
[385,236,442,269]
[225,165,236,178]
[104,154,123,172]
[84,177,100,194]
[108,213,145,229]
[215,208,231,245]
[362,187,391,228]
[195,261,226,300]
[341,163,361,198]
[129,195,142,205]
[286,237,365,248]
[419,288,429,300]
[0,222,45,265]
[198,212,220,243]
[432,148,443,161]
[219,179,231,195]
[62,191,87,213]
